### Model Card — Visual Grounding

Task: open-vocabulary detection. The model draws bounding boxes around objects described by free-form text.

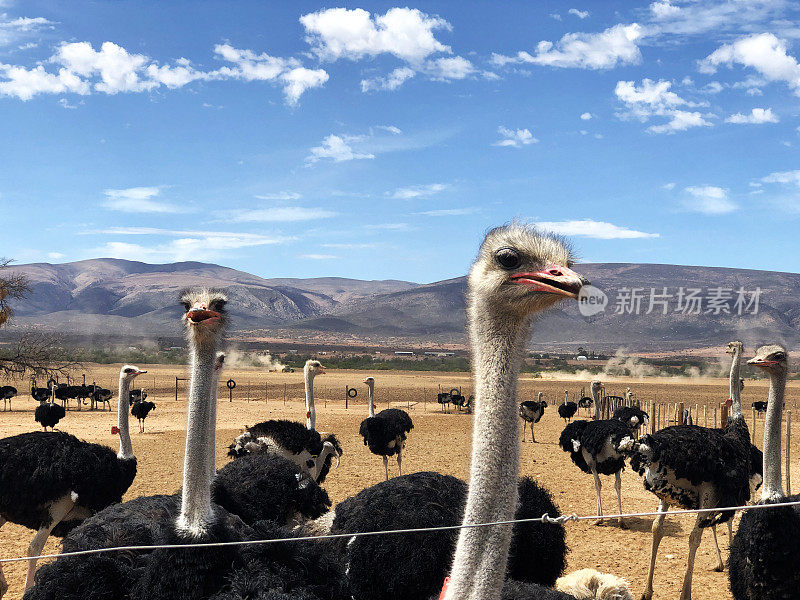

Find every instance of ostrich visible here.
[631,341,762,600]
[558,390,578,423]
[33,392,65,431]
[326,472,569,600]
[303,359,325,430]
[26,289,346,600]
[559,381,635,528]
[29,381,49,404]
[519,392,547,442]
[578,394,593,416]
[303,359,343,481]
[128,388,147,406]
[358,376,414,480]
[227,359,340,483]
[612,405,649,437]
[0,364,143,593]
[444,223,591,600]
[729,345,798,600]
[0,386,16,411]
[90,387,112,411]
[131,398,156,432]
[752,401,768,414]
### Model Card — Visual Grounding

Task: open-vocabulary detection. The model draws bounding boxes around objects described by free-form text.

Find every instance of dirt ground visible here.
[1,364,798,600]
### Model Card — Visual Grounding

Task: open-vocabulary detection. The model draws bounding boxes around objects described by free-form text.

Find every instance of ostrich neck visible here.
[762,369,787,500]
[445,302,531,600]
[367,384,375,417]
[729,348,743,419]
[178,340,218,536]
[117,375,134,460]
[591,386,600,420]
[305,369,316,430]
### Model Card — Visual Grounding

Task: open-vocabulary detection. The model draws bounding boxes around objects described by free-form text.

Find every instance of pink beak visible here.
[510,264,586,298]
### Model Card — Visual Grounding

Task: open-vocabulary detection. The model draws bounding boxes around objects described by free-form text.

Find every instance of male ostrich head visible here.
[180,288,228,345]
[120,365,147,381]
[305,359,326,377]
[747,345,788,375]
[363,376,374,387]
[468,224,586,318]
[726,340,744,355]
[590,380,603,395]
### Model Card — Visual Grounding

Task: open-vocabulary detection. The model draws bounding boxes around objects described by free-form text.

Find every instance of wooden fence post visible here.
[704,405,708,428]
[714,407,718,428]
[678,402,685,426]
[786,410,792,495]
[721,404,729,429]
[752,407,757,443]
[283,383,286,407]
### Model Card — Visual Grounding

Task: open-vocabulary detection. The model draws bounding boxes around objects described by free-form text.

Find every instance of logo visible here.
[578,285,608,317]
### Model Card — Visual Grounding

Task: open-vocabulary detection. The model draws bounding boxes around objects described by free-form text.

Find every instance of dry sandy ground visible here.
[1,365,798,600]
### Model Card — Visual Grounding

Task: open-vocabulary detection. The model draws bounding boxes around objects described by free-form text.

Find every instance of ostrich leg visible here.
[0,516,7,598]
[680,514,704,600]
[614,471,627,529]
[522,423,526,442]
[24,494,75,590]
[396,450,402,477]
[641,501,668,600]
[531,422,536,443]
[592,467,603,524]
[383,455,389,481]
[727,518,733,540]
[710,525,724,572]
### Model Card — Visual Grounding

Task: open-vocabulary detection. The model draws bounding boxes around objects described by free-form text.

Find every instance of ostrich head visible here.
[747,345,788,376]
[726,340,744,355]
[304,359,326,377]
[180,288,228,346]
[363,376,375,387]
[120,365,146,381]
[467,223,585,318]
[590,380,603,395]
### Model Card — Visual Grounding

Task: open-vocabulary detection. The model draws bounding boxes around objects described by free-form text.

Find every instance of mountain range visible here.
[2,258,798,351]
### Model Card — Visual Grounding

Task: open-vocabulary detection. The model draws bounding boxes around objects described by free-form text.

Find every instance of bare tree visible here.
[0,260,77,380]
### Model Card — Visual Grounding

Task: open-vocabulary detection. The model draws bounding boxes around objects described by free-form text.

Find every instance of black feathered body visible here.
[359,408,413,457]
[30,385,50,403]
[728,495,800,600]
[212,453,331,526]
[630,419,758,526]
[131,400,156,421]
[612,406,649,433]
[0,431,136,535]
[228,419,323,465]
[578,397,593,409]
[34,403,65,430]
[329,472,567,600]
[559,419,633,475]
[518,401,546,424]
[752,401,768,413]
[557,402,577,421]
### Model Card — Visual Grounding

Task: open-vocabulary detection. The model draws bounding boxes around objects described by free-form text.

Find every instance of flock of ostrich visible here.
[0,223,795,600]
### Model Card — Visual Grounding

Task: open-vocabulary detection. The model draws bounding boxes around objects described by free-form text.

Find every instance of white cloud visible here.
[375,125,402,135]
[615,78,713,134]
[390,183,449,200]
[300,254,338,260]
[492,23,642,70]
[54,41,157,94]
[365,223,410,230]
[280,67,329,105]
[650,1,681,19]
[306,134,375,163]
[102,187,187,213]
[550,13,563,21]
[300,7,451,63]
[0,63,89,100]
[0,14,53,48]
[254,192,302,201]
[493,126,538,147]
[361,66,415,92]
[321,242,377,249]
[536,219,659,239]
[228,206,337,222]
[683,185,737,214]
[699,33,800,95]
[662,182,676,190]
[725,107,779,124]
[568,9,590,19]
[647,1,789,37]
[47,252,65,260]
[761,170,800,187]
[424,56,475,80]
[415,207,478,216]
[580,112,593,120]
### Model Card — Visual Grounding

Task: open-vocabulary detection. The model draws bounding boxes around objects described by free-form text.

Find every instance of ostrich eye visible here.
[180,301,191,311]
[495,247,522,270]
[210,299,226,311]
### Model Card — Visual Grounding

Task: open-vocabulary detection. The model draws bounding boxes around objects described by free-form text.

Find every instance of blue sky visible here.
[1,0,800,282]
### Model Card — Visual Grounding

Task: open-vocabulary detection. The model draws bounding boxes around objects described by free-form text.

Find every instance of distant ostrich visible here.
[326,472,569,600]
[359,376,414,480]
[729,345,798,600]
[752,401,768,414]
[559,381,635,528]
[34,394,65,431]
[0,386,16,411]
[519,392,547,442]
[29,381,50,404]
[128,388,147,406]
[631,341,762,600]
[558,390,578,423]
[26,289,346,600]
[612,405,649,437]
[578,394,593,416]
[227,359,340,483]
[0,364,144,592]
[90,387,112,411]
[131,398,156,433]
[444,223,595,600]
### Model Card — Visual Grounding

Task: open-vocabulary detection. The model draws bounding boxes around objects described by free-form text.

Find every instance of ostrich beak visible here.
[187,308,221,323]
[510,264,586,298]
[747,357,778,367]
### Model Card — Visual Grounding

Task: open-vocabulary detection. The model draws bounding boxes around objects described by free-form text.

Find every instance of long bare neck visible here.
[762,369,787,500]
[305,368,316,430]
[446,301,531,600]
[207,362,222,478]
[178,339,218,536]
[729,348,743,419]
[367,384,375,417]
[117,375,134,459]
[592,386,600,420]
[537,392,542,402]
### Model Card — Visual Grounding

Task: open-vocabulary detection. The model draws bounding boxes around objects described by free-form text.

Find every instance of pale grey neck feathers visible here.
[117,371,134,460]
[762,367,787,500]
[729,344,743,419]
